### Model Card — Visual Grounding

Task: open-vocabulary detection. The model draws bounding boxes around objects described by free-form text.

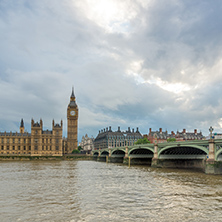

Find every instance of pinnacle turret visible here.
[71,86,75,98]
[68,86,77,107]
[20,118,24,128]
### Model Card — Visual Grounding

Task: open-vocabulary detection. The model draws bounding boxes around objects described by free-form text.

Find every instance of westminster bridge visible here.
[92,139,222,174]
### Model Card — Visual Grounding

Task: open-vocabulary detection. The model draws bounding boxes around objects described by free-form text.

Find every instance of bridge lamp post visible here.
[125,138,128,146]
[209,126,214,140]
[154,133,157,145]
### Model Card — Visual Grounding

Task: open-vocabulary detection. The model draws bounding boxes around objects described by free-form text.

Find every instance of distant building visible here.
[144,128,168,143]
[173,129,204,141]
[144,128,204,143]
[94,126,143,150]
[211,133,222,140]
[79,134,94,154]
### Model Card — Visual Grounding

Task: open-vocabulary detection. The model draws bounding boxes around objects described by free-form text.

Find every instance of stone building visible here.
[64,87,79,154]
[94,126,142,150]
[0,119,63,156]
[145,128,204,143]
[79,134,94,154]
[0,88,78,156]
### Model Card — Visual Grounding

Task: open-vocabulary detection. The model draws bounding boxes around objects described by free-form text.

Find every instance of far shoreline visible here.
[0,155,93,161]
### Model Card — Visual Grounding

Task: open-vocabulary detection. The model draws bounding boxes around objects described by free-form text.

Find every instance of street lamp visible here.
[209,126,214,139]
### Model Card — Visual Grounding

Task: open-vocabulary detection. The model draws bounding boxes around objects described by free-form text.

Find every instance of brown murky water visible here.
[1,160,222,222]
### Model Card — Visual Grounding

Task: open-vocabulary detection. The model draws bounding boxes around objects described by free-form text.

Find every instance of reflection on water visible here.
[1,161,222,222]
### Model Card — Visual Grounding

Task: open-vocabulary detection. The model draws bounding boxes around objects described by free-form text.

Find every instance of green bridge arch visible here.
[93,151,99,156]
[158,144,209,157]
[100,150,109,156]
[215,149,222,160]
[129,146,154,155]
[111,148,125,155]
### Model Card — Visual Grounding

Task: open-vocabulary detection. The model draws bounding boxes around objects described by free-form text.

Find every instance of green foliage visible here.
[78,146,83,151]
[134,138,150,144]
[167,138,176,142]
[72,149,80,154]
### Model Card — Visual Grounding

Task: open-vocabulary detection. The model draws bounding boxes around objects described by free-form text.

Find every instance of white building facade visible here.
[79,134,94,154]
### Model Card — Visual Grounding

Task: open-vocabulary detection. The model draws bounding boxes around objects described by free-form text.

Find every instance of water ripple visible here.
[1,161,222,221]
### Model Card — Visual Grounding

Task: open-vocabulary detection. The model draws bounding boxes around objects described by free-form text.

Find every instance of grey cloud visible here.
[0,0,222,140]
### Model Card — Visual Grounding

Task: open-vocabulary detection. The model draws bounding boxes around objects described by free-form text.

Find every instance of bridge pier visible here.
[151,158,160,168]
[205,139,222,174]
[151,143,159,167]
[108,156,124,163]
[205,161,222,174]
[152,159,205,171]
[97,156,107,162]
[123,157,129,165]
[93,156,98,161]
[123,157,152,165]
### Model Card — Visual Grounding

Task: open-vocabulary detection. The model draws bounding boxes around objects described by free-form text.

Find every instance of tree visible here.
[167,138,176,142]
[78,146,83,151]
[72,149,80,154]
[134,138,150,144]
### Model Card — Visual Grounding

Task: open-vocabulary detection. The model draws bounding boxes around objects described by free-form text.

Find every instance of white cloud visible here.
[1,0,222,140]
[72,0,137,33]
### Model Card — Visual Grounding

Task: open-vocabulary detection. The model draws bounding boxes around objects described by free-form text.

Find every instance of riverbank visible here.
[0,155,93,161]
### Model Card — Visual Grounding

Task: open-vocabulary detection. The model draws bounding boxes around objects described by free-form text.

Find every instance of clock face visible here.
[70,111,75,116]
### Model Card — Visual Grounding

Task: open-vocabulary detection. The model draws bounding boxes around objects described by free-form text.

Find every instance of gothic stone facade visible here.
[0,119,63,156]
[0,88,78,156]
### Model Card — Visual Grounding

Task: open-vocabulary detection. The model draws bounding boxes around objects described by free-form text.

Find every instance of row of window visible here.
[1,146,31,150]
[1,138,30,144]
[0,138,61,144]
[107,136,141,139]
[1,145,61,151]
[0,151,60,155]
[1,152,31,154]
[108,139,138,143]
[108,141,135,147]
[34,146,60,151]
[34,139,60,143]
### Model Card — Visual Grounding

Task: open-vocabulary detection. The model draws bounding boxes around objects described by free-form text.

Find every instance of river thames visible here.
[1,160,222,222]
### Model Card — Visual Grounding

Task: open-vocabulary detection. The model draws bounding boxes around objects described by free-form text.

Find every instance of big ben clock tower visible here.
[67,87,78,153]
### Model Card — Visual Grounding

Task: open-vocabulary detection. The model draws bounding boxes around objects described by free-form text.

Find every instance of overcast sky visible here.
[1,0,222,140]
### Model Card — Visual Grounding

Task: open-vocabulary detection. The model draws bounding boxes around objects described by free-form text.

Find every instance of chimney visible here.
[171,131,175,136]
[159,128,162,134]
[136,127,139,133]
[194,129,197,135]
[149,128,152,134]
[183,129,186,134]
[106,127,108,132]
[99,130,100,134]
[128,127,131,132]
[109,126,112,132]
[132,128,134,133]
[118,126,120,132]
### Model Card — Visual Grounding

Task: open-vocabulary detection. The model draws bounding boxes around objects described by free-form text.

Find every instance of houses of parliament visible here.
[0,88,78,156]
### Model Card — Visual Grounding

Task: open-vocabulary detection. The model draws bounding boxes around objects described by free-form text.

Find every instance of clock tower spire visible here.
[67,87,78,153]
